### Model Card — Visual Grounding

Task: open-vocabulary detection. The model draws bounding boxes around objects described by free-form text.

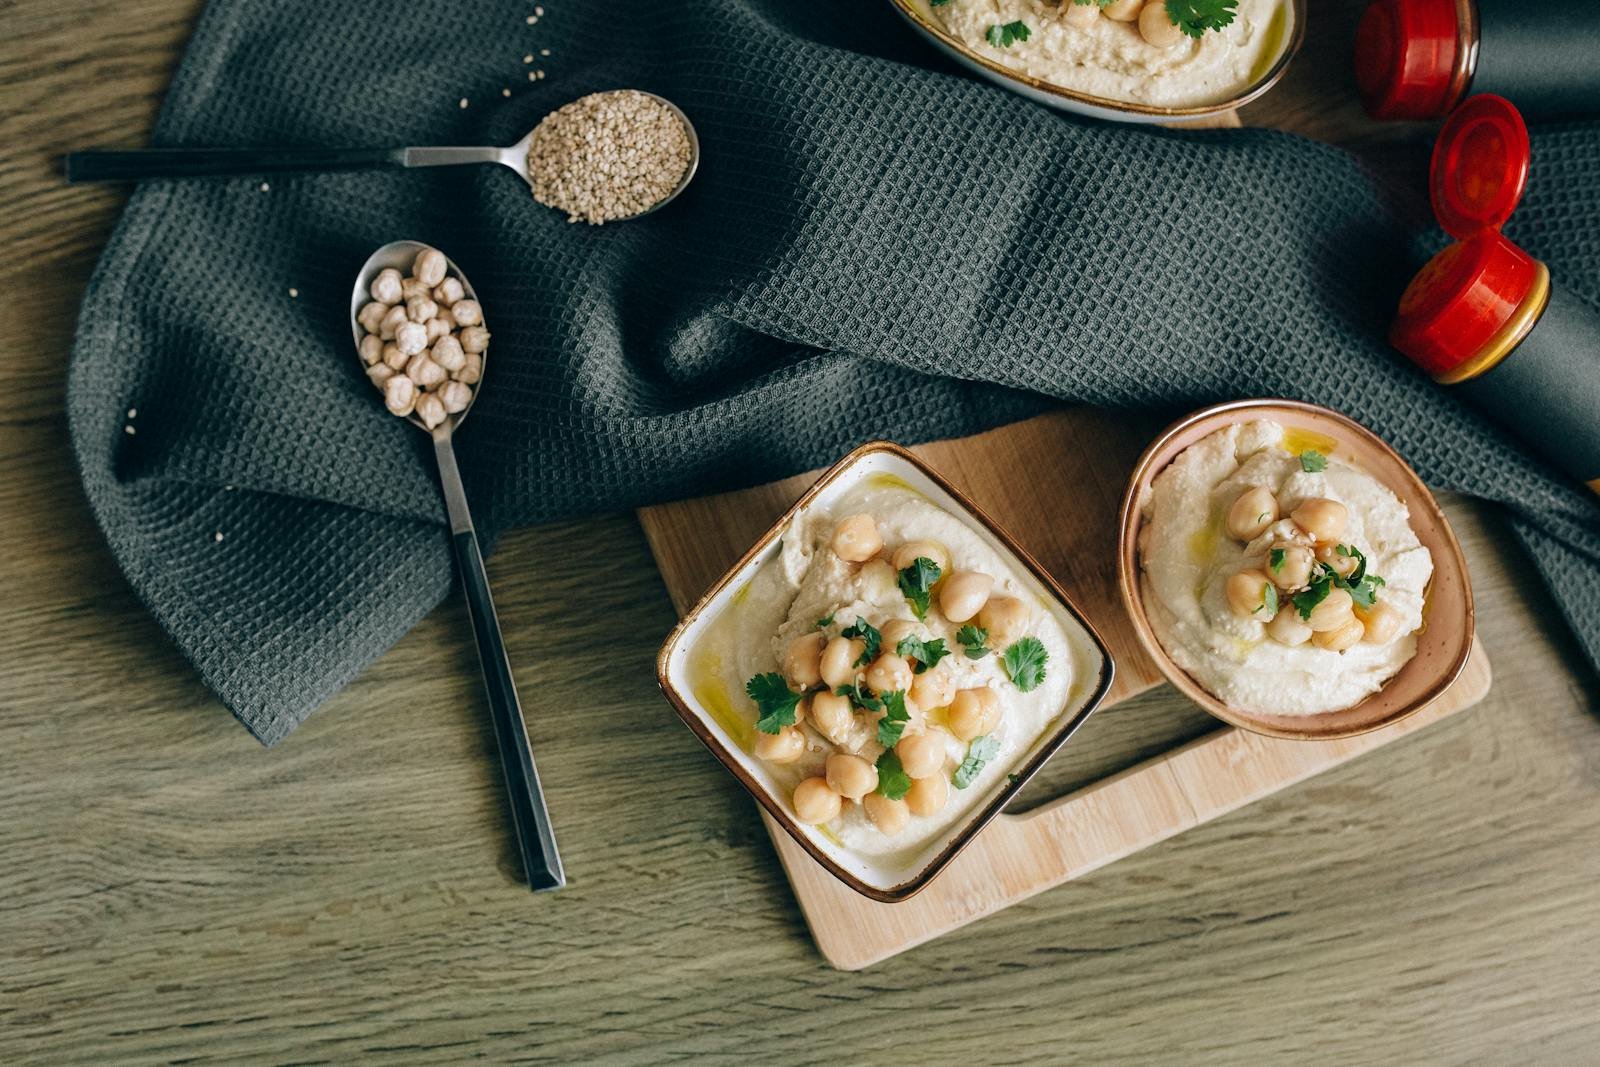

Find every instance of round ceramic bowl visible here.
[1116,399,1475,740]
[887,0,1306,124]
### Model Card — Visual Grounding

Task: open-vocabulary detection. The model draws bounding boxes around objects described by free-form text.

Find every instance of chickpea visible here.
[1266,604,1312,646]
[357,300,391,334]
[892,540,951,576]
[831,514,884,563]
[857,559,898,600]
[947,687,1002,742]
[863,792,910,835]
[793,778,842,824]
[753,724,806,764]
[825,752,878,801]
[400,275,431,301]
[939,571,994,623]
[1355,601,1403,644]
[366,363,396,389]
[910,663,958,710]
[1315,542,1361,579]
[358,334,384,366]
[379,304,410,340]
[1224,569,1274,619]
[1226,486,1279,542]
[405,353,447,389]
[782,631,826,689]
[1138,0,1186,46]
[1291,498,1349,543]
[905,773,949,817]
[432,277,465,306]
[382,342,408,370]
[1267,542,1315,591]
[1062,0,1100,28]
[809,691,855,745]
[413,248,448,288]
[431,335,466,373]
[1312,616,1364,652]
[880,618,921,651]
[897,732,946,779]
[865,652,913,696]
[434,306,457,331]
[459,325,491,354]
[383,374,417,417]
[416,391,447,430]
[369,268,404,305]
[977,596,1031,647]
[395,320,429,357]
[820,636,866,689]
[406,296,439,324]
[1305,586,1355,632]
[437,380,473,415]
[452,299,484,327]
[457,353,483,386]
[1102,0,1143,19]
[424,317,452,344]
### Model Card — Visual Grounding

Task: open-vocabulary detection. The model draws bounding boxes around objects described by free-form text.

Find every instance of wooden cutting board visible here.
[637,408,1492,970]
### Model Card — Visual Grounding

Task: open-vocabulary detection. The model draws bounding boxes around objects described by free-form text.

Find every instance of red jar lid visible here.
[1354,0,1463,120]
[1430,94,1531,238]
[1391,231,1537,377]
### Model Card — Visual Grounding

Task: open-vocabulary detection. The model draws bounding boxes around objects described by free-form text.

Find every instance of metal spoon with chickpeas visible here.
[352,240,564,892]
[67,89,700,225]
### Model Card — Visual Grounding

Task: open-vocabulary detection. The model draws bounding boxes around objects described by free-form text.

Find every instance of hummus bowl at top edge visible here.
[655,441,1116,903]
[888,0,1306,124]
[1116,399,1475,741]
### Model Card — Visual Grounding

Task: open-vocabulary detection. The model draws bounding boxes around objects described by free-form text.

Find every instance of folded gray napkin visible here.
[68,0,1600,743]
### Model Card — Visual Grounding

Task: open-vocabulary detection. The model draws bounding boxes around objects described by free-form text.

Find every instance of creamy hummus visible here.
[927,0,1287,108]
[1139,420,1432,715]
[691,477,1080,861]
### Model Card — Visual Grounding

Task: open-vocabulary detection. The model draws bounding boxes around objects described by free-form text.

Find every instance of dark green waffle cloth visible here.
[68,0,1600,744]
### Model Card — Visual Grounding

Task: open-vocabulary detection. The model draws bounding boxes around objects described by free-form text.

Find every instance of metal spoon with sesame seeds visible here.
[66,91,700,223]
[351,239,564,893]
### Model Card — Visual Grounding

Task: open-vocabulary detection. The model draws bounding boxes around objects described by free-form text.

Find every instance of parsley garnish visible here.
[1292,575,1332,621]
[814,612,835,630]
[953,734,1001,789]
[1347,573,1387,609]
[1269,547,1286,573]
[1001,637,1049,692]
[877,690,912,747]
[1299,449,1328,473]
[985,20,1031,47]
[1164,0,1238,39]
[897,635,950,674]
[841,617,881,667]
[956,623,992,660]
[835,680,883,714]
[876,751,912,800]
[897,557,942,621]
[745,673,800,734]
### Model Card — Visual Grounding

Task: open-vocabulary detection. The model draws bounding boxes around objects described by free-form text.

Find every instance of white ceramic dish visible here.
[888,0,1306,124]
[656,442,1115,901]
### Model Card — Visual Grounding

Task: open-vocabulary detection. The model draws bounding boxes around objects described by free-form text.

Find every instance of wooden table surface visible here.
[4,2,1598,1063]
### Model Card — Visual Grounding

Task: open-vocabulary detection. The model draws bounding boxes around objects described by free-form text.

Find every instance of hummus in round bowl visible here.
[923,0,1291,109]
[1138,419,1433,715]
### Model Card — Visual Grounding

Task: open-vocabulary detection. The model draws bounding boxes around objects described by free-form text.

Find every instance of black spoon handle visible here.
[64,146,405,182]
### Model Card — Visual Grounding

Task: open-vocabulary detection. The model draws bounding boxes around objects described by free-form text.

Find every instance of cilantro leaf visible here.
[1163,0,1238,39]
[1269,547,1286,573]
[745,673,800,734]
[985,20,1031,47]
[876,751,912,800]
[835,681,883,714]
[841,617,881,667]
[1262,583,1279,617]
[1299,449,1328,473]
[953,734,1002,789]
[930,0,953,5]
[897,635,950,674]
[814,612,835,630]
[876,690,912,747]
[1292,576,1332,621]
[956,624,992,660]
[897,557,942,621]
[1347,573,1386,609]
[1001,637,1049,693]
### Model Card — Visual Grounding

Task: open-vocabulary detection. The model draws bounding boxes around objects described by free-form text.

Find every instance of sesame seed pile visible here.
[526,90,692,225]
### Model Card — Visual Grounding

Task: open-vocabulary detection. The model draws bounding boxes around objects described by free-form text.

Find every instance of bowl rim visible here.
[656,439,1116,902]
[886,0,1308,119]
[1115,398,1476,741]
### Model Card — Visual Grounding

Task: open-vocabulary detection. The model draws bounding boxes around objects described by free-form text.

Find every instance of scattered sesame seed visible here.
[459,98,469,108]
[124,425,136,435]
[523,54,533,63]
[535,70,545,80]
[502,88,512,97]
[224,485,235,491]
[259,182,270,192]
[526,89,693,225]
[535,5,544,14]
[540,48,551,56]
[127,407,137,418]
[525,14,535,23]
[528,71,537,81]
[213,531,225,543]
[288,287,299,298]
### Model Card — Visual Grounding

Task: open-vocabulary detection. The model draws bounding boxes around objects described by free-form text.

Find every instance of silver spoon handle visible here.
[433,431,566,892]
[64,146,407,182]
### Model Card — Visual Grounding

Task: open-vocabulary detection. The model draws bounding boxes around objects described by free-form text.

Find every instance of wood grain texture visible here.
[3,0,1599,1063]
[639,411,1492,969]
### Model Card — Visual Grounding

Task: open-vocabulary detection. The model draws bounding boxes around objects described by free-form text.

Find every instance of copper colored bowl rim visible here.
[1115,398,1476,741]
